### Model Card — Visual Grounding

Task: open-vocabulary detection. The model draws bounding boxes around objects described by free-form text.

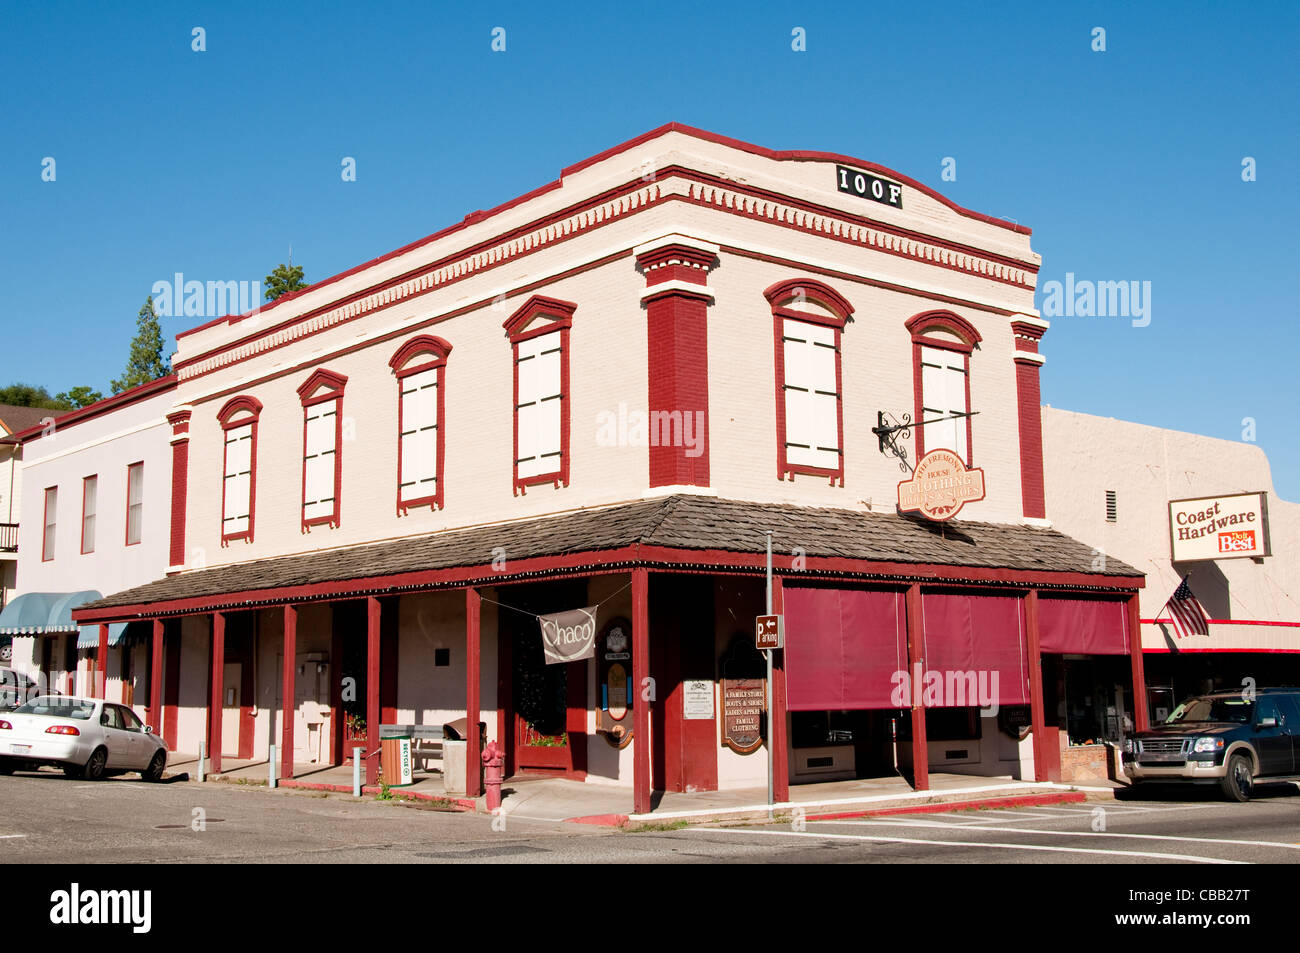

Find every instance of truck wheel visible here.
[1220,753,1253,802]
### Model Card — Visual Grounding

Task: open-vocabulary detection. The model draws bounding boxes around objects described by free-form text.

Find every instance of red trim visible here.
[149,619,164,733]
[1024,590,1050,782]
[904,583,928,790]
[366,596,381,786]
[209,612,224,775]
[770,283,849,485]
[299,370,346,531]
[631,569,651,815]
[1014,358,1046,519]
[80,474,96,555]
[169,438,189,568]
[771,577,789,802]
[163,623,180,750]
[1144,647,1300,654]
[218,398,262,544]
[465,588,481,797]
[124,462,144,546]
[11,376,177,444]
[1143,617,1300,627]
[911,341,974,466]
[1128,595,1149,732]
[904,309,982,346]
[391,336,451,514]
[281,604,296,780]
[96,623,109,699]
[41,485,56,562]
[506,298,574,494]
[296,369,348,404]
[640,284,712,488]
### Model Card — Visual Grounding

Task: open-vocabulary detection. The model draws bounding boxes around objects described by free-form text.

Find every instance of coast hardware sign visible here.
[897,449,986,521]
[537,606,598,664]
[1169,492,1271,562]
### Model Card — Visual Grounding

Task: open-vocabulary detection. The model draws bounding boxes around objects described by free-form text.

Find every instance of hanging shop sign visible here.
[596,617,634,748]
[836,165,904,209]
[538,606,598,665]
[720,635,766,754]
[897,449,986,521]
[1169,492,1271,562]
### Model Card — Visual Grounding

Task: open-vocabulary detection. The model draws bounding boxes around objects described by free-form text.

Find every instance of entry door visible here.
[222,662,242,758]
[513,631,572,771]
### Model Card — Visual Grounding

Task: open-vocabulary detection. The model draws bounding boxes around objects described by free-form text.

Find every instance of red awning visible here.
[1039,596,1129,655]
[921,592,1029,706]
[784,586,907,711]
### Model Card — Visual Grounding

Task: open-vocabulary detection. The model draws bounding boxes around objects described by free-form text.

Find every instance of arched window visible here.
[216,396,263,543]
[765,279,854,484]
[906,310,981,465]
[296,369,347,530]
[389,336,452,513]
[503,295,574,494]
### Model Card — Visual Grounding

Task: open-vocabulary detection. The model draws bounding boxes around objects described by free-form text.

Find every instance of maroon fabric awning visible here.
[1039,596,1129,655]
[921,592,1029,706]
[784,586,907,711]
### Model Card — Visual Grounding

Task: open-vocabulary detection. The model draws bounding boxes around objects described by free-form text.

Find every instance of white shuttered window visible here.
[782,318,840,471]
[223,423,254,536]
[920,345,968,460]
[303,399,339,523]
[515,332,563,479]
[400,368,439,504]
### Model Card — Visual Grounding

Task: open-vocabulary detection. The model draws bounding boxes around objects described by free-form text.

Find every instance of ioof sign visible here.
[897,449,986,521]
[755,614,784,650]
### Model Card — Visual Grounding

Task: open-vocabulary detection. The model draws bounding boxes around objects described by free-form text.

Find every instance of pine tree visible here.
[111,296,171,394]
[264,263,308,301]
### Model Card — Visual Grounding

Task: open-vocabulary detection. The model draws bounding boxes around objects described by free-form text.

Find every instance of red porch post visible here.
[149,619,164,730]
[96,623,109,699]
[904,583,928,791]
[366,596,381,786]
[210,612,225,775]
[1127,594,1149,732]
[771,576,789,803]
[281,604,297,781]
[1025,589,1048,782]
[466,587,482,797]
[632,568,651,815]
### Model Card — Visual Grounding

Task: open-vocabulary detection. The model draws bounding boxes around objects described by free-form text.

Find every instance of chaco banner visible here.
[538,607,599,665]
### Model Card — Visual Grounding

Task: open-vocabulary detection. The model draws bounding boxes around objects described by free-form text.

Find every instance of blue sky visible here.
[2,1,1297,497]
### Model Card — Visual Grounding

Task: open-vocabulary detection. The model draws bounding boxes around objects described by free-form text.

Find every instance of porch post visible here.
[366,596,381,786]
[632,568,651,815]
[770,576,789,803]
[904,583,929,791]
[149,619,164,729]
[210,611,225,775]
[97,623,109,699]
[466,587,482,797]
[281,604,297,781]
[1025,589,1048,782]
[1127,593,1149,732]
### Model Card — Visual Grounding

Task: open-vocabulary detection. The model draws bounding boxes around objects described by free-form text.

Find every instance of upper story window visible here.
[42,486,57,561]
[906,310,982,466]
[389,335,452,513]
[296,369,347,530]
[125,462,144,545]
[81,475,97,554]
[765,279,855,485]
[217,396,263,543]
[503,295,575,494]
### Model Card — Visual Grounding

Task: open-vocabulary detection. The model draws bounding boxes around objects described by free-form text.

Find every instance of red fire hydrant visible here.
[482,740,504,812]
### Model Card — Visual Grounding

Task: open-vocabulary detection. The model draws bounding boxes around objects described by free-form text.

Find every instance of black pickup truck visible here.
[1122,688,1300,801]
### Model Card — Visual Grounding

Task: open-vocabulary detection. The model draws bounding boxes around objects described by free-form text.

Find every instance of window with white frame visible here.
[781,317,842,472]
[919,345,969,458]
[400,368,440,505]
[514,330,564,481]
[303,398,339,525]
[81,476,97,554]
[223,422,254,536]
[42,486,57,561]
[125,463,143,545]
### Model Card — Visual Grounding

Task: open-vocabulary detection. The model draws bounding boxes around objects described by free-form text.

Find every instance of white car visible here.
[0,696,167,781]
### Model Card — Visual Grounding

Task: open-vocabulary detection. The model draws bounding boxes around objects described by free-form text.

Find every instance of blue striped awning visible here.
[0,591,124,648]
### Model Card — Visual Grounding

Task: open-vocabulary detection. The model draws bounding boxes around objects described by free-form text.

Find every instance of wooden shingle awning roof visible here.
[72,496,1143,622]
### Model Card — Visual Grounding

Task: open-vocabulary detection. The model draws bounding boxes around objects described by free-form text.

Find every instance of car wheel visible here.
[83,747,108,782]
[142,751,166,783]
[1220,752,1253,802]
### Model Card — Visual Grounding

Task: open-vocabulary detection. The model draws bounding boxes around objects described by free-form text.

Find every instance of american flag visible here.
[1164,576,1210,639]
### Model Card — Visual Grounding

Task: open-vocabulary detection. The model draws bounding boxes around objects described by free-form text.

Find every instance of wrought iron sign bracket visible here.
[872,409,979,474]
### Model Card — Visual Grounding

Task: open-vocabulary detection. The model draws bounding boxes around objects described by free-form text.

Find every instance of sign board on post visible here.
[755,615,784,651]
[1169,492,1271,562]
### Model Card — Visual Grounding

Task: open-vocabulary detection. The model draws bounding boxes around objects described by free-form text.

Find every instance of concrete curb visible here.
[235,776,479,810]
[804,791,1088,821]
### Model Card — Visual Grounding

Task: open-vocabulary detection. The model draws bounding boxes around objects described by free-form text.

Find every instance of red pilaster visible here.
[96,623,109,699]
[771,576,789,803]
[1127,594,1149,732]
[149,619,164,730]
[210,612,225,775]
[1025,590,1048,782]
[1011,317,1048,520]
[166,408,192,571]
[281,604,297,780]
[634,235,718,489]
[904,584,929,791]
[366,597,381,785]
[466,587,482,797]
[631,568,651,815]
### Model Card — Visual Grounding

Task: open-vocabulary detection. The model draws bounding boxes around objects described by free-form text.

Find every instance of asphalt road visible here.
[1,769,1298,865]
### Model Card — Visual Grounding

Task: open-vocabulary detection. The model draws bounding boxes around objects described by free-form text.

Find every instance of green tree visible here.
[264,263,308,301]
[0,383,65,409]
[110,296,171,394]
[53,385,103,409]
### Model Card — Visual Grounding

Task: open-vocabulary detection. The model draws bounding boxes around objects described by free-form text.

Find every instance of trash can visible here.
[380,735,414,787]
